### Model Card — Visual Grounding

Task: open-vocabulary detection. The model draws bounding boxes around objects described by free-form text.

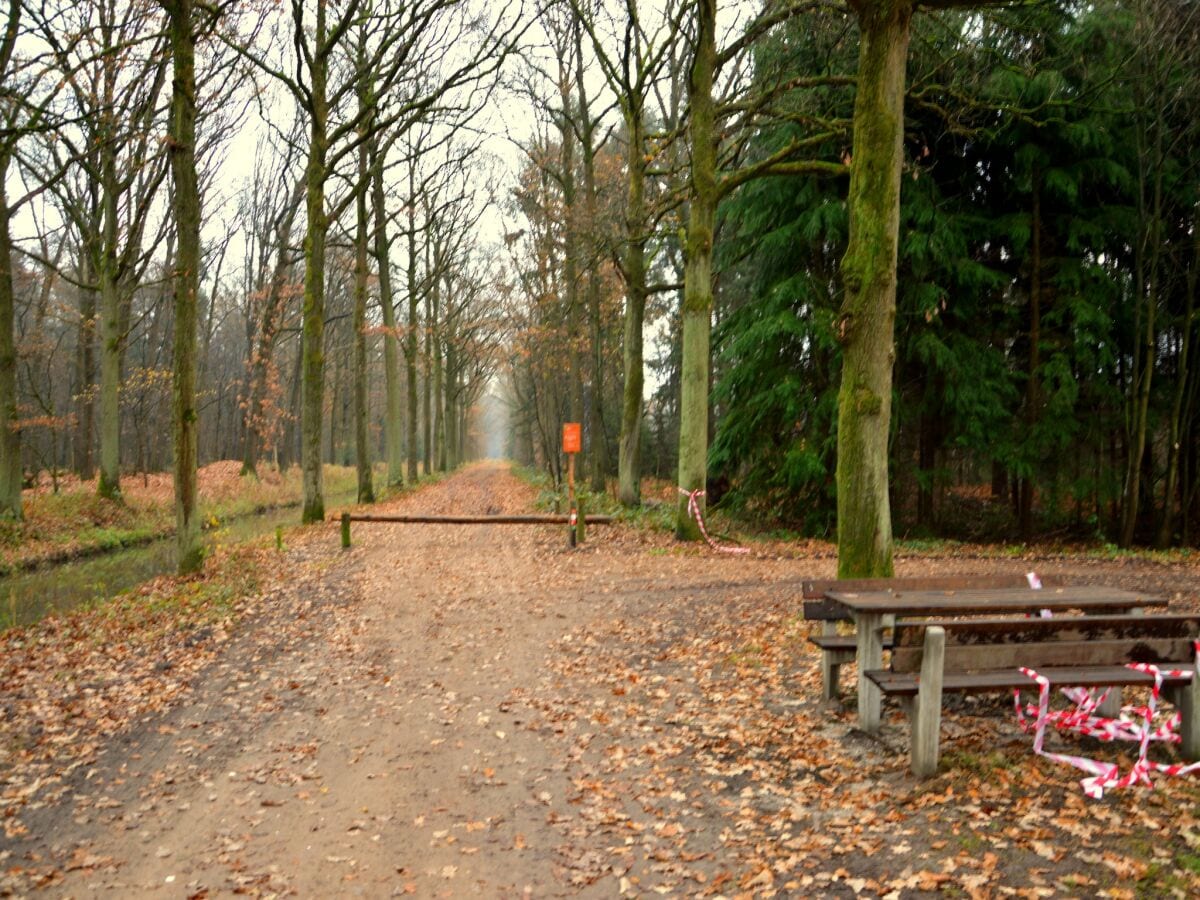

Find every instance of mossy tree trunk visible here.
[97,126,123,501]
[353,62,374,505]
[617,107,648,507]
[75,260,97,482]
[835,0,913,578]
[0,0,19,517]
[675,0,717,541]
[300,0,330,525]
[0,157,20,519]
[164,0,202,573]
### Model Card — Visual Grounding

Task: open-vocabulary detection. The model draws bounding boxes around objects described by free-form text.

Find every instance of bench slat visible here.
[892,637,1197,674]
[801,574,1069,600]
[809,634,894,652]
[804,577,1077,620]
[865,663,1197,696]
[894,614,1200,649]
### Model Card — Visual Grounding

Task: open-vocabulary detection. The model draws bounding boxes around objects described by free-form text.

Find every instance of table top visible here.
[823,584,1166,616]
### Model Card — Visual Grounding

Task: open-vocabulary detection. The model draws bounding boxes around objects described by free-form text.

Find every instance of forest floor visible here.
[2,461,1200,898]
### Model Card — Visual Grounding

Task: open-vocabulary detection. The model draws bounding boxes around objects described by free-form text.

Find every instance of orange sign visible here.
[562,422,582,454]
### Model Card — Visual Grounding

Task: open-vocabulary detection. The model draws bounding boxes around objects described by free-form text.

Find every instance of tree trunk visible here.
[434,275,446,471]
[445,347,458,469]
[558,71,584,476]
[675,0,717,541]
[97,136,123,501]
[75,255,96,482]
[834,0,912,578]
[0,157,20,518]
[300,0,330,524]
[576,27,606,494]
[370,139,403,487]
[353,101,374,505]
[1020,169,1042,540]
[165,0,202,573]
[241,198,298,478]
[617,108,648,506]
[1120,39,1175,548]
[1157,212,1198,547]
[422,240,432,477]
[405,161,419,482]
[917,410,937,529]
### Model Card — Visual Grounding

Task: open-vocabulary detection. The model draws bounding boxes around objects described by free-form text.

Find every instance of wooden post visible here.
[855,612,884,732]
[820,620,841,701]
[567,452,576,548]
[341,512,351,548]
[563,422,581,550]
[1181,644,1200,761]
[576,494,586,544]
[912,625,946,777]
[1099,606,1145,717]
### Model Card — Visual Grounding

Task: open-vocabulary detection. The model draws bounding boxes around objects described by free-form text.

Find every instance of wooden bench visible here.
[803,575,1071,701]
[864,614,1200,776]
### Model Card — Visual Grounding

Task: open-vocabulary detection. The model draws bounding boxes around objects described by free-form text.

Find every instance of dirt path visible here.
[10,463,608,897]
[5,462,1200,898]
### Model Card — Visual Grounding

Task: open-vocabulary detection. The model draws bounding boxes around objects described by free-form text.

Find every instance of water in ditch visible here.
[0,496,354,629]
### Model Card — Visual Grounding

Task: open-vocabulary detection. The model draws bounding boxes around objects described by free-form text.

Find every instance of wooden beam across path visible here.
[335,513,615,525]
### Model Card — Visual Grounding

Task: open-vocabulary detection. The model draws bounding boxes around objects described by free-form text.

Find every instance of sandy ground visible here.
[4,461,1200,898]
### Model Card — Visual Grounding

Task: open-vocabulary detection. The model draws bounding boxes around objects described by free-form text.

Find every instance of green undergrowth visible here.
[893,536,1198,566]
[514,463,747,536]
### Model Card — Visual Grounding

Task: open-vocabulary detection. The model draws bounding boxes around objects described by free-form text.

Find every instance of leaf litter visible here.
[1,461,1199,897]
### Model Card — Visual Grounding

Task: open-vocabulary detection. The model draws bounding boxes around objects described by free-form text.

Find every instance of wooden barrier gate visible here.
[337,511,614,549]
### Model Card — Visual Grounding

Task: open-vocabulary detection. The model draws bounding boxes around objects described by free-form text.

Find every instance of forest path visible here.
[35,461,625,897]
[8,462,1200,897]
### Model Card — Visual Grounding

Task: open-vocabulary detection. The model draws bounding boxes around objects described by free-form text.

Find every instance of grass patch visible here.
[615,501,675,533]
[1177,853,1200,875]
[78,541,269,645]
[724,642,765,669]
[942,749,1015,776]
[1136,862,1193,897]
[895,537,967,555]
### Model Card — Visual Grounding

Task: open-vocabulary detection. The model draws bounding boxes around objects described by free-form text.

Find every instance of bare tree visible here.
[226,0,525,523]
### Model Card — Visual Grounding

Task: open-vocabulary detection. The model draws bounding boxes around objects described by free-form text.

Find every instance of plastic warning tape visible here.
[678,488,749,555]
[1013,641,1200,798]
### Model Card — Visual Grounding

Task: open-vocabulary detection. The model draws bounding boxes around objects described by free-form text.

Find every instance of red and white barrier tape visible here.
[678,488,749,555]
[1013,640,1200,798]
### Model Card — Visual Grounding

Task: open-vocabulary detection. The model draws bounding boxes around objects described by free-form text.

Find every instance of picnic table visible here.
[824,585,1167,733]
